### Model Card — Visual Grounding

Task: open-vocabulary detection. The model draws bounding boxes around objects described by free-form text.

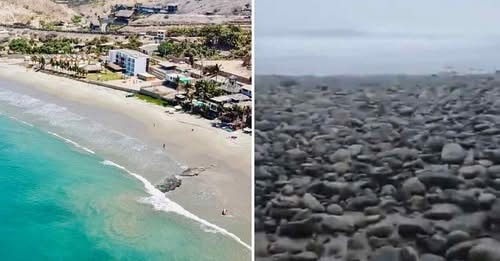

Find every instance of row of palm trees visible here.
[31,56,88,77]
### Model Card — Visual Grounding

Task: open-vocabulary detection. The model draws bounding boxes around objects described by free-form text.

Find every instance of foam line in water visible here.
[47,131,96,154]
[7,116,34,127]
[101,160,251,251]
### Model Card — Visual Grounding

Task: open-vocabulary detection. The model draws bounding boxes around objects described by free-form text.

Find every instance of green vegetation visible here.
[85,36,112,54]
[119,35,142,50]
[86,70,123,81]
[193,79,225,99]
[71,15,82,24]
[9,38,31,53]
[135,94,170,107]
[9,37,78,54]
[158,40,219,61]
[40,21,57,30]
[36,38,78,54]
[160,25,252,58]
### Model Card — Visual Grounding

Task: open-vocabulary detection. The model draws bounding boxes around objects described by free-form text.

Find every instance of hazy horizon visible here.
[256,0,500,75]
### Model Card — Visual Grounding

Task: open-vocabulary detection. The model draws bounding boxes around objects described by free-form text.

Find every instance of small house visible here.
[156,30,166,41]
[165,73,192,86]
[114,10,135,24]
[167,4,178,13]
[139,44,159,55]
[82,64,103,73]
[89,18,100,32]
[137,3,162,14]
[240,85,252,97]
[138,72,156,81]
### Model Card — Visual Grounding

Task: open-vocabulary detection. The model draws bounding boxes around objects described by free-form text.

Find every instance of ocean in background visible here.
[0,85,250,260]
[256,35,500,75]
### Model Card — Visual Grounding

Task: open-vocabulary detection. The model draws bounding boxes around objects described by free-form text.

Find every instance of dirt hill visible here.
[0,0,250,26]
[0,0,77,25]
[69,0,250,18]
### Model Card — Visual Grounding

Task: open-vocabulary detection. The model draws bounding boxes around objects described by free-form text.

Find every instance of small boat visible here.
[125,93,135,98]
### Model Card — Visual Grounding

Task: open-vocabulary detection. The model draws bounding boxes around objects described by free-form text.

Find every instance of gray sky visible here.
[256,0,500,75]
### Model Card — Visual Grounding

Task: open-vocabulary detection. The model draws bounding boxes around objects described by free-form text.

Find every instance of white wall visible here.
[133,57,148,75]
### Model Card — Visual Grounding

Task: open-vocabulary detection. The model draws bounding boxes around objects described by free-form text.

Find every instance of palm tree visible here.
[184,82,195,107]
[49,58,55,69]
[213,63,221,81]
[174,76,181,91]
[40,57,46,70]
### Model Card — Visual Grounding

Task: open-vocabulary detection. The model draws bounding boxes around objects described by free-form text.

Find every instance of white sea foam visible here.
[0,88,182,175]
[101,160,251,251]
[7,116,34,127]
[47,131,96,154]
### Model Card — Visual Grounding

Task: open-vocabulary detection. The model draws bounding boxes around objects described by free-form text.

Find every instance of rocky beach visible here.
[255,74,500,261]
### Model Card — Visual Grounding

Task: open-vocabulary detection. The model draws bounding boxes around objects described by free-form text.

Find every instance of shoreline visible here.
[0,59,252,246]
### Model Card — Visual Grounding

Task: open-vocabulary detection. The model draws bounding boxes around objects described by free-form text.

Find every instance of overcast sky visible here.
[256,0,500,75]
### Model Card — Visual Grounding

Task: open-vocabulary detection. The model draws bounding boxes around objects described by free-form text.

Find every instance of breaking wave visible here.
[101,160,251,251]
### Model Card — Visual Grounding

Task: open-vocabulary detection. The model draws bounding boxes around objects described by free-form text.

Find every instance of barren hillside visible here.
[72,0,250,18]
[0,0,250,26]
[0,0,77,25]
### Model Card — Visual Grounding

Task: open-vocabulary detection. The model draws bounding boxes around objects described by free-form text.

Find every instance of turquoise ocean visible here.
[0,82,250,260]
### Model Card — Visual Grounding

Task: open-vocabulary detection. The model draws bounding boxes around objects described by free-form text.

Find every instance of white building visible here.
[108,49,149,76]
[157,30,166,41]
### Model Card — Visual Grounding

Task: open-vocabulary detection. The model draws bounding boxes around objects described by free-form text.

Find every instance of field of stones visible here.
[255,74,500,261]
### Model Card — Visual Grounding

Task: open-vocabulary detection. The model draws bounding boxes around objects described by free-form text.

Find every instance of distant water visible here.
[256,35,500,75]
[0,85,250,260]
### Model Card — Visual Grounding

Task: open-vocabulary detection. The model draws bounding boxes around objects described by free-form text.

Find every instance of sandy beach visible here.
[0,59,252,245]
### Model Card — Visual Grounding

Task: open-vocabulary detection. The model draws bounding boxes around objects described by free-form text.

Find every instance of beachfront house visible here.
[165,73,193,87]
[107,49,149,76]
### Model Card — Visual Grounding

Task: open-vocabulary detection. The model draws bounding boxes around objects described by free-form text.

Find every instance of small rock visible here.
[401,177,426,198]
[420,254,445,261]
[370,246,402,261]
[278,217,319,238]
[302,193,325,212]
[459,165,486,179]
[290,251,319,261]
[326,204,343,215]
[322,215,354,233]
[441,143,466,164]
[447,230,471,247]
[423,203,463,220]
[330,148,352,162]
[468,240,500,261]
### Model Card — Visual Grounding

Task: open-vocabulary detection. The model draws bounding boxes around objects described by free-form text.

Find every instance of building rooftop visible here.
[159,62,177,69]
[89,18,100,27]
[241,85,252,91]
[115,9,135,18]
[107,62,124,71]
[210,93,251,103]
[138,72,155,77]
[114,49,149,59]
[139,44,159,53]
